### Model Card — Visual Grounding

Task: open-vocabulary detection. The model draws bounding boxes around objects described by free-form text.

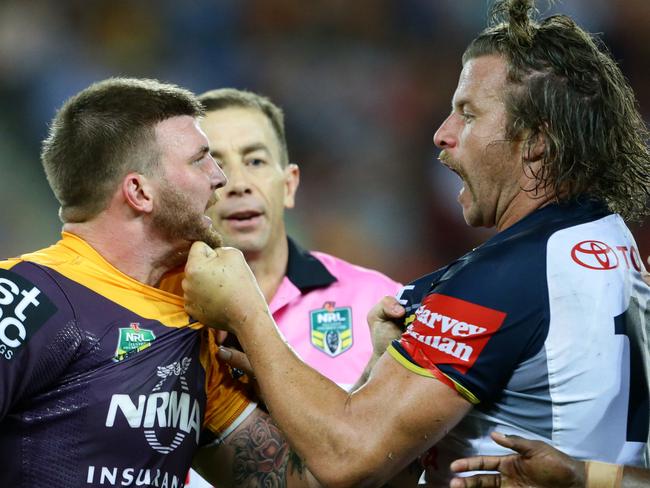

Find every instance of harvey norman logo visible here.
[402,293,506,373]
[105,357,201,454]
[406,307,489,362]
[414,307,488,337]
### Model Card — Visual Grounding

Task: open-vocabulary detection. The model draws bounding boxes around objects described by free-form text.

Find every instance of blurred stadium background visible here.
[1,0,648,283]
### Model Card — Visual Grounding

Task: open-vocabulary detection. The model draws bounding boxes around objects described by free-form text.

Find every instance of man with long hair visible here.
[183,1,650,486]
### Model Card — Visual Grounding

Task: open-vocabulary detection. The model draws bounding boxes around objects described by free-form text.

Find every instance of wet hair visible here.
[41,77,204,223]
[198,88,289,166]
[464,0,650,220]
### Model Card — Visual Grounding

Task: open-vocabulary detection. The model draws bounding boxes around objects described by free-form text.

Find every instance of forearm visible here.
[193,409,321,488]
[236,309,370,483]
[235,308,470,487]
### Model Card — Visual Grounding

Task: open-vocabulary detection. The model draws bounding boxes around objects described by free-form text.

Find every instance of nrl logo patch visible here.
[113,322,156,362]
[310,302,352,357]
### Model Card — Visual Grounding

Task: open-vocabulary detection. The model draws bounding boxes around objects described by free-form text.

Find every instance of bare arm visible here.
[193,406,321,488]
[193,403,424,488]
[184,243,472,487]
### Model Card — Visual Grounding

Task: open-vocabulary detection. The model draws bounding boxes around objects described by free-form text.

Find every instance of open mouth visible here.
[223,209,264,230]
[205,192,218,211]
[226,210,262,221]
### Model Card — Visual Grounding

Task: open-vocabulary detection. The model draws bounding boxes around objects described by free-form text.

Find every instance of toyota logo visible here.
[571,240,619,270]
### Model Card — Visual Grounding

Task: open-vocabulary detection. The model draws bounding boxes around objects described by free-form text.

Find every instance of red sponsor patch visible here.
[571,240,619,270]
[399,293,506,374]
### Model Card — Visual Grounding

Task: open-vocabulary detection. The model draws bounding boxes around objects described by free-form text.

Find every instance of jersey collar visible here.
[285,236,337,293]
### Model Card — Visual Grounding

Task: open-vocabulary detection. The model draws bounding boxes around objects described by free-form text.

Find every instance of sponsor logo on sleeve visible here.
[400,293,506,374]
[571,240,619,270]
[571,240,643,272]
[310,301,353,357]
[0,269,57,361]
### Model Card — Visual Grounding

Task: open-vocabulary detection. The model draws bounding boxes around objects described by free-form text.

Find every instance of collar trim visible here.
[285,237,336,292]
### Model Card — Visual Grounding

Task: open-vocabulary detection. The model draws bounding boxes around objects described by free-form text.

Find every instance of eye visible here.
[247,158,265,167]
[194,153,208,165]
[460,112,474,122]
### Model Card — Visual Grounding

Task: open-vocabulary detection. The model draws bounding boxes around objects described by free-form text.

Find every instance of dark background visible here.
[1,0,648,283]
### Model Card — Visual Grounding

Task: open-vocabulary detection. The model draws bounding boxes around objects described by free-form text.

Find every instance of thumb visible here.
[490,432,537,456]
[187,241,215,263]
[218,347,254,376]
[384,295,406,318]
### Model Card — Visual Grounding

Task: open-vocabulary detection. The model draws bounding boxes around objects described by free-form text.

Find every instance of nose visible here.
[208,157,228,191]
[224,162,252,197]
[433,113,457,150]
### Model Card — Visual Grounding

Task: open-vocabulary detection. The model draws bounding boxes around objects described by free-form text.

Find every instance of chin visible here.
[228,237,265,255]
[462,208,482,228]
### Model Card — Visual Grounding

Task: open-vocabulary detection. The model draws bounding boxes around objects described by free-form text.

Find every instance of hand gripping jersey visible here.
[388,200,650,486]
[0,233,252,488]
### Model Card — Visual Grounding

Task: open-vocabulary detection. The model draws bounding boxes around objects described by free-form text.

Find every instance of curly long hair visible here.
[464,0,650,221]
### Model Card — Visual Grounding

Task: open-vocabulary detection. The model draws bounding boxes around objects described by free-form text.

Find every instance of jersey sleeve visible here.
[389,258,549,405]
[200,328,254,439]
[0,261,80,419]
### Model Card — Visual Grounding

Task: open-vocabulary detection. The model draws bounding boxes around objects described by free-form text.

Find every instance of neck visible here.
[495,189,555,232]
[63,217,186,287]
[244,237,289,303]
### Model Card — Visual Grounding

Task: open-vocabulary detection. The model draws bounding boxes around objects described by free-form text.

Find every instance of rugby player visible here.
[183,0,650,486]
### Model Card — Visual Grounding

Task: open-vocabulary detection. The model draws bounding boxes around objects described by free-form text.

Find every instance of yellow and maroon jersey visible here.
[0,232,252,487]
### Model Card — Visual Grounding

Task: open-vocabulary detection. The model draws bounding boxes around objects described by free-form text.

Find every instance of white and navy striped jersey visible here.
[388,199,650,486]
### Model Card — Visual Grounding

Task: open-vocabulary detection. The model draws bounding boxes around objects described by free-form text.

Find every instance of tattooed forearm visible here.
[229,412,307,487]
[287,448,306,477]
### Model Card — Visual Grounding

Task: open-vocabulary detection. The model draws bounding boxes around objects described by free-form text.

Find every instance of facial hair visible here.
[153,179,223,249]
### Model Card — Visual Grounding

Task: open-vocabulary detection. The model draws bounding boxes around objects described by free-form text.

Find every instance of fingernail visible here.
[218,346,232,360]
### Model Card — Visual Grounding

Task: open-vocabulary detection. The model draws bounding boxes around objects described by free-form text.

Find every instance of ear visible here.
[523,131,546,163]
[121,172,155,214]
[283,163,300,209]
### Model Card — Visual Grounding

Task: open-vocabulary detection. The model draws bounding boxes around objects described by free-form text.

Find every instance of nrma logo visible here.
[105,357,201,453]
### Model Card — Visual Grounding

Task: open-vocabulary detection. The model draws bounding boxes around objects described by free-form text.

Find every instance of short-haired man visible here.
[183,1,650,486]
[0,78,318,488]
[199,88,401,388]
[185,88,401,487]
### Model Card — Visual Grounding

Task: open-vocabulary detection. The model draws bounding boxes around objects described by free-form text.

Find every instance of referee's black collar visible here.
[286,236,337,292]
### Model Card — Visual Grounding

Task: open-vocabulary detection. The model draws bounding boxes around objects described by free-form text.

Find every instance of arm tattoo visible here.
[229,413,306,487]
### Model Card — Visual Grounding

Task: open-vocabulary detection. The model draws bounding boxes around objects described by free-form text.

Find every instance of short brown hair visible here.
[198,88,289,166]
[464,0,650,221]
[41,77,204,223]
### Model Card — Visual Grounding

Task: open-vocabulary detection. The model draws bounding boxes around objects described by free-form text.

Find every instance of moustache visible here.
[438,150,458,169]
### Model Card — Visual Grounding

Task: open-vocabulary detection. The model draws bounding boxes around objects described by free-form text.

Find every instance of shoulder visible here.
[310,250,401,290]
[0,258,77,361]
[0,258,70,301]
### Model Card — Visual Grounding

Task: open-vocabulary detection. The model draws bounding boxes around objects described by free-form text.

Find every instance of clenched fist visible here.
[182,241,270,334]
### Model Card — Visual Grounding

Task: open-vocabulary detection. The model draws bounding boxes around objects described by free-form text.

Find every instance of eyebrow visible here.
[452,97,475,111]
[190,145,210,161]
[210,142,271,158]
